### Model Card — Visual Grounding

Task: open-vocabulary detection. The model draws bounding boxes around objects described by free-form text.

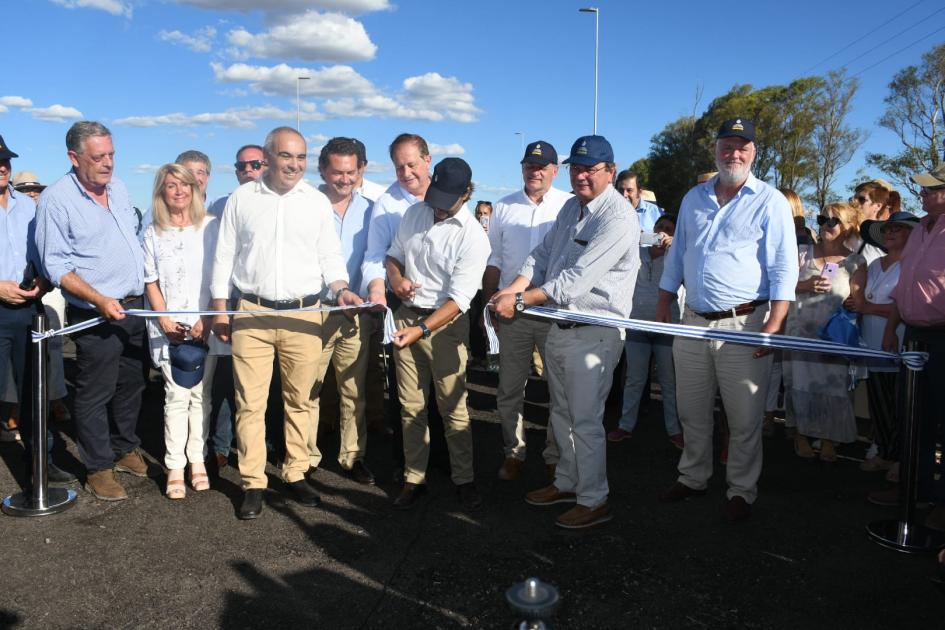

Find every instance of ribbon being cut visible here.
[483,305,928,371]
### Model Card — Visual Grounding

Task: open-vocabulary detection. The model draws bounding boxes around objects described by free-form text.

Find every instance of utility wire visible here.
[801,1,922,74]
[852,22,945,77]
[838,5,945,71]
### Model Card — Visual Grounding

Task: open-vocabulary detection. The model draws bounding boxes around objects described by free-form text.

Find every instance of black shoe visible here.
[456,482,483,511]
[724,496,752,522]
[239,489,264,520]
[345,460,375,485]
[305,466,318,483]
[393,482,426,510]
[287,479,321,507]
[48,462,77,484]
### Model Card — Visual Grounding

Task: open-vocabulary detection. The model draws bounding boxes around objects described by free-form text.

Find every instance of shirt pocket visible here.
[716,221,762,250]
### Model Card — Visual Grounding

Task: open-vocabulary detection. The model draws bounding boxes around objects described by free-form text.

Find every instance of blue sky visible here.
[5,0,945,208]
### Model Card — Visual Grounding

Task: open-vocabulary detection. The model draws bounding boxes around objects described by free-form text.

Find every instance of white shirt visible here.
[143,217,219,365]
[361,181,421,293]
[211,178,348,301]
[487,187,572,288]
[387,201,491,313]
[358,178,387,203]
[862,257,904,373]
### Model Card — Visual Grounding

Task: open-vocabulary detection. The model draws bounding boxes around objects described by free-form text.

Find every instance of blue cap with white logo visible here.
[562,135,614,167]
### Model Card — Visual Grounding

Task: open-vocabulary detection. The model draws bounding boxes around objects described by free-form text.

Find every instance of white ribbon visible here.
[483,305,928,371]
[32,303,397,345]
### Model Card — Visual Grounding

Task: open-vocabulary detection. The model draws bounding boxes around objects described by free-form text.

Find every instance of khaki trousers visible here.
[673,306,772,504]
[232,299,324,489]
[394,306,474,485]
[308,311,369,469]
[496,316,558,463]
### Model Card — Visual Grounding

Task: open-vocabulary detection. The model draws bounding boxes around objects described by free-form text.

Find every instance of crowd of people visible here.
[0,117,943,539]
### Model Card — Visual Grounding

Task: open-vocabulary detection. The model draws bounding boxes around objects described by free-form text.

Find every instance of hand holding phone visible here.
[820,262,839,280]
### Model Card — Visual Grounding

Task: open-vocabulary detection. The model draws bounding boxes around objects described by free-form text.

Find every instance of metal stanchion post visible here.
[2,313,77,517]
[867,339,944,552]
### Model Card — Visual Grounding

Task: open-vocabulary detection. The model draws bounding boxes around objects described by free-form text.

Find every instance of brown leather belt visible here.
[695,299,768,321]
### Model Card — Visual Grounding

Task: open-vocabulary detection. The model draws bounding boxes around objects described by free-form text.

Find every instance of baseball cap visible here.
[425,157,472,210]
[0,135,19,161]
[563,135,614,167]
[169,341,208,389]
[716,118,756,142]
[521,141,558,166]
[911,163,945,188]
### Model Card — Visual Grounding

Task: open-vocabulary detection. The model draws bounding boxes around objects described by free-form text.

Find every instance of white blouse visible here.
[862,256,904,373]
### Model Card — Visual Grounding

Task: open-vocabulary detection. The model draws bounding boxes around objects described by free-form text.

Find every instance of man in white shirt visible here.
[386,158,490,511]
[483,140,572,482]
[210,126,362,520]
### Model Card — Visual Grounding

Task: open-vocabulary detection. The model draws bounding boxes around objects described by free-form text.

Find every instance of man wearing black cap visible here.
[656,118,798,522]
[483,140,572,482]
[385,157,490,510]
[492,135,640,530]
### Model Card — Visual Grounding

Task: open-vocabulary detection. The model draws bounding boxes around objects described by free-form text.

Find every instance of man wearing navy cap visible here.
[386,157,490,511]
[656,118,798,522]
[483,140,572,482]
[492,135,640,529]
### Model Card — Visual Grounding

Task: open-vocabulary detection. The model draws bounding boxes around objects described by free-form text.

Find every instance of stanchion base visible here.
[2,488,77,517]
[867,519,945,554]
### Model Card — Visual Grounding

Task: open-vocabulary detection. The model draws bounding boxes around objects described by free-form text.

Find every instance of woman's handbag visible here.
[817,306,861,347]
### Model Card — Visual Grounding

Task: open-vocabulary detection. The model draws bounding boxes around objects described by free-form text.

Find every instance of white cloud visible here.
[307,133,330,144]
[227,11,377,62]
[0,96,34,108]
[211,62,374,97]
[159,27,217,53]
[402,73,481,123]
[133,164,163,174]
[25,105,84,123]
[364,161,391,173]
[51,0,132,18]
[476,184,518,196]
[176,0,389,15]
[114,104,323,129]
[429,143,465,156]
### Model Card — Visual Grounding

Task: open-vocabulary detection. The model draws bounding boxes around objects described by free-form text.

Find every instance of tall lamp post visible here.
[296,76,310,131]
[514,131,524,154]
[579,7,599,134]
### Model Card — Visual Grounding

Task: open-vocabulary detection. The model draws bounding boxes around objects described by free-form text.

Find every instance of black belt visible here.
[554,321,590,330]
[240,292,319,310]
[404,304,437,316]
[66,295,143,323]
[695,299,768,321]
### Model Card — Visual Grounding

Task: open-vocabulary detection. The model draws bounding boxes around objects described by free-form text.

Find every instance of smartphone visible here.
[821,262,839,280]
[479,216,489,229]
[640,231,663,247]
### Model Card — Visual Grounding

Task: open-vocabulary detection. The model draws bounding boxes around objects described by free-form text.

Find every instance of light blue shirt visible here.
[207,194,229,219]
[0,189,39,283]
[659,172,799,313]
[322,189,372,296]
[634,199,663,233]
[360,182,419,294]
[35,171,145,308]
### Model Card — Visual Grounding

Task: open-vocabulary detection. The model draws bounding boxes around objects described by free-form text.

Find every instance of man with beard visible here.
[655,119,798,522]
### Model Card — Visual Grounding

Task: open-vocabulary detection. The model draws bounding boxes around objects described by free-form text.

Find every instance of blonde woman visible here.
[142,164,218,498]
[783,202,862,462]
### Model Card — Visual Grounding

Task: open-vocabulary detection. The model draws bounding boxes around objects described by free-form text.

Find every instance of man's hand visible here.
[95,296,125,320]
[753,322,779,358]
[212,315,231,344]
[393,278,421,301]
[0,281,40,306]
[367,288,388,312]
[392,325,423,348]
[491,292,517,319]
[190,317,207,342]
[337,288,364,320]
[158,316,188,343]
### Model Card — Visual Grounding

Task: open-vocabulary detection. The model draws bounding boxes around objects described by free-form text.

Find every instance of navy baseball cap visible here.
[425,157,472,210]
[0,135,19,161]
[169,341,208,389]
[521,140,558,166]
[563,135,614,166]
[717,118,756,142]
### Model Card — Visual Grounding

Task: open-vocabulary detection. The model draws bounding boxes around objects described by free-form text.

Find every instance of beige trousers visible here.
[232,298,324,489]
[394,306,474,485]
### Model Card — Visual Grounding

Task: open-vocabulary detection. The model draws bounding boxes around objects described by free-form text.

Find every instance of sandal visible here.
[166,469,186,500]
[819,439,837,463]
[190,463,210,492]
[794,435,815,459]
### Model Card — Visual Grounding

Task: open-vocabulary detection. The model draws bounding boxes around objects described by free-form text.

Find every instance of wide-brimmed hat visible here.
[910,163,945,188]
[860,211,920,250]
[12,171,45,192]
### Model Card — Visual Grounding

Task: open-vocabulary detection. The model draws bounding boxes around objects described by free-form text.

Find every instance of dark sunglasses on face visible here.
[853,195,871,205]
[816,215,842,228]
[235,160,264,171]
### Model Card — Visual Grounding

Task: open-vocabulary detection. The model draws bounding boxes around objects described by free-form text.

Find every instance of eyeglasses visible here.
[853,195,871,205]
[235,160,265,171]
[568,164,608,176]
[816,215,842,228]
[920,184,945,194]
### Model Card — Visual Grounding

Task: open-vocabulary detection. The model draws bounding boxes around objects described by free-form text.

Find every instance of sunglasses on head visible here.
[235,160,264,171]
[816,215,842,228]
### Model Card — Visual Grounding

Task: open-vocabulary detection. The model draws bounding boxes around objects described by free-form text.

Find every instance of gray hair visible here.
[264,126,305,156]
[175,149,211,174]
[66,121,112,154]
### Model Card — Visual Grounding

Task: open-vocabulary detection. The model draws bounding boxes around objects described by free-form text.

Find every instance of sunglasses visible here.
[234,159,264,171]
[816,215,842,228]
[853,195,871,205]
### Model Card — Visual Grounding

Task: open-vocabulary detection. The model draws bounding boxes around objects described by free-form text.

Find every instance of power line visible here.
[838,5,945,71]
[801,1,922,74]
[852,22,945,77]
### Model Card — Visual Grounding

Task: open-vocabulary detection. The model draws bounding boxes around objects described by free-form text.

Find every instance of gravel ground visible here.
[0,365,943,629]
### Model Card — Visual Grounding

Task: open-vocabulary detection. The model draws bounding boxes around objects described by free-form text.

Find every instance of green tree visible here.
[810,70,866,211]
[645,116,713,213]
[866,42,945,200]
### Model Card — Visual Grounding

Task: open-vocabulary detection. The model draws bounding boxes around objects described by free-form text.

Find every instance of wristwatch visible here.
[514,292,525,314]
[335,286,352,301]
[418,321,431,339]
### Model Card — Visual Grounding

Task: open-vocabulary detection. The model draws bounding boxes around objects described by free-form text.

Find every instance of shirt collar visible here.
[257,175,307,197]
[581,184,617,217]
[67,169,112,201]
[396,182,420,204]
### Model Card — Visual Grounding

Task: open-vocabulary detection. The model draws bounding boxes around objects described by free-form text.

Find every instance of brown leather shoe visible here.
[555,503,612,529]
[85,469,128,501]
[724,495,752,522]
[497,457,524,481]
[393,482,426,510]
[114,448,149,477]
[214,452,229,469]
[525,484,576,506]
[658,482,707,503]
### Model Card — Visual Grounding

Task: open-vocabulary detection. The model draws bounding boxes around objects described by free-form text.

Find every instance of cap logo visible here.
[732,121,744,131]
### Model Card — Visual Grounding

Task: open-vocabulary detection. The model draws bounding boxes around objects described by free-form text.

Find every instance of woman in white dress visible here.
[142,164,218,499]
[783,202,862,462]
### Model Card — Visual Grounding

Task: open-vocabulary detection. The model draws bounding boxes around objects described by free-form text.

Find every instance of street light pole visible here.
[514,131,524,154]
[296,76,310,131]
[579,7,599,134]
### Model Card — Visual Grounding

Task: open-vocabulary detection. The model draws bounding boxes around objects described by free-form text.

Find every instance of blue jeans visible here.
[618,330,679,436]
[208,355,235,456]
